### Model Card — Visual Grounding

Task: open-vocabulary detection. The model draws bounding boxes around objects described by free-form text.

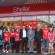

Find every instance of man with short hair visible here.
[20,26,28,53]
[27,26,35,53]
[35,24,43,54]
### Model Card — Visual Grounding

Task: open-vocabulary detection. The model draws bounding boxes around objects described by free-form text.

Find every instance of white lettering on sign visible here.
[13,6,30,12]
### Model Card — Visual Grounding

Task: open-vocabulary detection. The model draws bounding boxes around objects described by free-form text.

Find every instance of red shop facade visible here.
[0,2,55,51]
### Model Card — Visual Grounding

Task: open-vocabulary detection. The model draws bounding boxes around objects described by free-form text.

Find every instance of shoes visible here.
[29,52,33,54]
[48,52,50,54]
[51,52,53,54]
[3,50,6,53]
[6,51,8,53]
[43,52,48,54]
[3,50,8,53]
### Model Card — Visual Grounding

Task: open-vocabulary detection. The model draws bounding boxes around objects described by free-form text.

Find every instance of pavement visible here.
[0,52,55,55]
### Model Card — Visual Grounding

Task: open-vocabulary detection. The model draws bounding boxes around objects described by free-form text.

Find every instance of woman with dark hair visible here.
[42,25,49,54]
[10,29,15,52]
[15,29,20,53]
[3,29,9,53]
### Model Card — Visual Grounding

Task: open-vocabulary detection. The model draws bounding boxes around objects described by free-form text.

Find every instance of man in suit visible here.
[27,26,35,53]
[20,26,28,53]
[35,24,43,54]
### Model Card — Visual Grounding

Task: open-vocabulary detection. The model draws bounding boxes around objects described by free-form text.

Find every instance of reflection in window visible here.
[22,16,36,21]
[37,16,48,23]
[0,17,21,21]
[50,16,55,24]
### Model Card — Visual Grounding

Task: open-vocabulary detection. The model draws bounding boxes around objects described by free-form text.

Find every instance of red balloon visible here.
[33,26,37,30]
[33,22,36,25]
[29,22,32,25]
[24,22,27,25]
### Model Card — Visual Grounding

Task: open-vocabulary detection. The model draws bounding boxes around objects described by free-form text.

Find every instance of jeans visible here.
[4,42,9,50]
[43,39,49,53]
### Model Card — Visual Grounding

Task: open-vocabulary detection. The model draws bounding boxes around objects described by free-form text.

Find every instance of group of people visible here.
[0,23,55,55]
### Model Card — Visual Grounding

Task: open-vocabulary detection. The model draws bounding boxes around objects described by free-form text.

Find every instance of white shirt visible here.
[37,29,40,32]
[23,29,26,38]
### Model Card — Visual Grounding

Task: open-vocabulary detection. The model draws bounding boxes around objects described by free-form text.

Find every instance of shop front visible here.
[0,2,55,52]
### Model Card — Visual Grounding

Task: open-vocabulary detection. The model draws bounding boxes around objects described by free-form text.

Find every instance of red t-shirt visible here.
[49,31,54,42]
[4,32,10,42]
[43,28,49,39]
[10,32,16,37]
[15,32,20,41]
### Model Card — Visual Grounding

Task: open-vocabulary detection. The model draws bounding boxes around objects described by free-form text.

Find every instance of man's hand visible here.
[41,39,43,42]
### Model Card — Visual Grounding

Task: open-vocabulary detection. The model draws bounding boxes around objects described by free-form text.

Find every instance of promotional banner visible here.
[0,2,55,17]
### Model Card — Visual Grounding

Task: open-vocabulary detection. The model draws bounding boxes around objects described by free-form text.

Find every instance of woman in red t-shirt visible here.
[10,29,16,52]
[42,25,49,54]
[48,27,54,54]
[15,29,20,53]
[3,29,10,53]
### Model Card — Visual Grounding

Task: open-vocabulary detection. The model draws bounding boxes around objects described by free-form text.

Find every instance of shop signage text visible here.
[13,6,30,12]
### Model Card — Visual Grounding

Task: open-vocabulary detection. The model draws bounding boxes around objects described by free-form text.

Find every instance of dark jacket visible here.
[20,29,27,39]
[35,29,43,40]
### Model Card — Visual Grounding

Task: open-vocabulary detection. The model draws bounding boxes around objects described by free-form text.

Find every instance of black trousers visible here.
[36,39,41,54]
[11,42,15,52]
[0,45,3,51]
[22,37,28,52]
[15,41,20,52]
[10,36,15,52]
[4,42,9,50]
